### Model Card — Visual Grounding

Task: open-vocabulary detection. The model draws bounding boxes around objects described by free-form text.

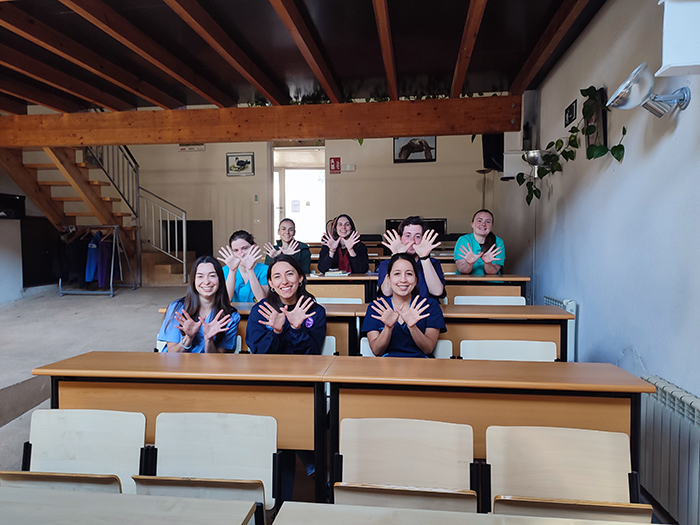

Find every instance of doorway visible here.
[273,147,326,243]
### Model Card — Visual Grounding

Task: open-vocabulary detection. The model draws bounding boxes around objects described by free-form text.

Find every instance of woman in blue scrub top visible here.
[454,209,505,275]
[362,253,445,358]
[158,256,240,353]
[217,230,269,302]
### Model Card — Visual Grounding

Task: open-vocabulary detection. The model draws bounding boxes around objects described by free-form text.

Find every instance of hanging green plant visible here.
[517,86,627,205]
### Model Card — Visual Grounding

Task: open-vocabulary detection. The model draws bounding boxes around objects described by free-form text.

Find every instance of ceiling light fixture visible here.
[607,62,691,118]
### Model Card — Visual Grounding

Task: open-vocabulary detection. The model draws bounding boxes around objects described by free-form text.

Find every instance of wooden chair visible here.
[360,337,453,358]
[486,426,653,522]
[0,409,145,494]
[133,412,278,525]
[459,340,556,361]
[334,418,477,512]
[454,295,526,305]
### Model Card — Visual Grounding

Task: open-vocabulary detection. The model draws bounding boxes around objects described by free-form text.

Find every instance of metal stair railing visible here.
[139,187,188,283]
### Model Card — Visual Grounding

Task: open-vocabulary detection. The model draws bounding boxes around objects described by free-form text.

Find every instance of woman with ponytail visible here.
[454,209,505,275]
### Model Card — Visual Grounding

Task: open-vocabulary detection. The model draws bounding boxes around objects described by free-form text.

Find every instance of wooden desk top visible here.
[307,273,378,281]
[323,356,655,393]
[274,501,637,525]
[356,304,574,319]
[444,274,531,282]
[233,302,361,317]
[0,486,255,525]
[33,352,335,382]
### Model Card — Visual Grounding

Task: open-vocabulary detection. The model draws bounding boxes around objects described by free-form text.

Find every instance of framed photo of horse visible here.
[393,136,436,163]
[226,152,255,176]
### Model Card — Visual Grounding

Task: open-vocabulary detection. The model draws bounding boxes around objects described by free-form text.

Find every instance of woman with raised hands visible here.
[218,230,269,302]
[246,254,326,354]
[454,209,505,275]
[157,256,240,353]
[362,253,445,358]
[317,214,369,274]
[263,218,311,274]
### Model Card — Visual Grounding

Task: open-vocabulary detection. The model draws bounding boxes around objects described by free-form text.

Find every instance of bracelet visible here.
[419,255,430,260]
[180,337,193,350]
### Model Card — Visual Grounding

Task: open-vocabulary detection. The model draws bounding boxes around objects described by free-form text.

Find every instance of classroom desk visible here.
[274,501,643,525]
[443,274,531,299]
[324,357,654,471]
[0,486,256,525]
[32,351,334,503]
[357,304,574,360]
[233,302,360,356]
[306,273,378,302]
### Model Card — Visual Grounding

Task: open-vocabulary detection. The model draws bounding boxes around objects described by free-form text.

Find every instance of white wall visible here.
[0,220,23,304]
[494,0,700,394]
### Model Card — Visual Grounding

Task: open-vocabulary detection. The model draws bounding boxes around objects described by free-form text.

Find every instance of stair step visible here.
[65,212,132,217]
[52,197,121,202]
[24,162,99,169]
[38,180,109,187]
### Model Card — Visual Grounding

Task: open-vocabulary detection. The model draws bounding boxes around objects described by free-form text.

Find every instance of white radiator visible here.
[542,296,577,362]
[641,375,700,525]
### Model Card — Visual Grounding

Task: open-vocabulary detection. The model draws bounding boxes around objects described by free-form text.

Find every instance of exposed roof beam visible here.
[59,0,235,108]
[0,3,182,110]
[371,0,398,101]
[0,97,521,147]
[163,0,289,106]
[510,0,591,95]
[0,43,133,112]
[0,92,26,115]
[451,0,488,98]
[0,76,88,113]
[268,0,343,103]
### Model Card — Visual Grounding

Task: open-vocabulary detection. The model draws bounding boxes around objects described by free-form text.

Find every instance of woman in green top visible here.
[263,218,311,274]
[454,209,505,275]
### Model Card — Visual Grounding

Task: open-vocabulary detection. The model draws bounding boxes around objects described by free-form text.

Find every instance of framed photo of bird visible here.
[226,152,255,176]
[393,136,436,163]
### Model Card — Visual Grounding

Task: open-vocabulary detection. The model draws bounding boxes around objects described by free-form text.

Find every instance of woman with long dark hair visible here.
[317,214,369,274]
[246,254,326,354]
[217,230,269,302]
[362,253,445,358]
[157,256,240,353]
[454,209,505,275]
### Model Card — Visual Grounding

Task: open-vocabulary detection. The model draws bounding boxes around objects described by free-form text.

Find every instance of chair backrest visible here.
[340,418,473,490]
[0,471,122,493]
[454,295,526,305]
[433,340,453,359]
[322,336,336,356]
[486,426,632,503]
[460,340,556,361]
[154,412,277,509]
[29,409,145,494]
[359,337,374,357]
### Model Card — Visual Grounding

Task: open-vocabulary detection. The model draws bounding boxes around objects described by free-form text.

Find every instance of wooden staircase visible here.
[142,249,195,287]
[0,146,136,257]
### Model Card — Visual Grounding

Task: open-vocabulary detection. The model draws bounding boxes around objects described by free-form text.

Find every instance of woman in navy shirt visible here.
[362,253,445,358]
[246,255,326,354]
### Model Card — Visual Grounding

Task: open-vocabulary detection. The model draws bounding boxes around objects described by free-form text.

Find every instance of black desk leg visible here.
[313,382,327,503]
[559,319,568,362]
[51,377,60,408]
[630,393,641,473]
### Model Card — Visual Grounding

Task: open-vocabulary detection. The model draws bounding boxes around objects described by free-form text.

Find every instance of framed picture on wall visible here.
[226,152,255,176]
[393,136,436,163]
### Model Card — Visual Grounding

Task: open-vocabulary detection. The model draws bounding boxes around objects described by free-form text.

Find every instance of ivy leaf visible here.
[582,103,595,120]
[357,138,364,146]
[533,187,541,199]
[569,126,579,134]
[580,86,598,99]
[610,144,625,162]
[516,172,525,185]
[471,135,476,143]
[537,166,549,178]
[622,126,627,136]
[546,141,555,150]
[542,153,558,165]
[586,144,597,159]
[551,162,563,173]
[526,191,533,205]
[592,144,609,158]
[526,180,534,191]
[569,135,579,149]
[583,124,597,135]
[555,139,564,152]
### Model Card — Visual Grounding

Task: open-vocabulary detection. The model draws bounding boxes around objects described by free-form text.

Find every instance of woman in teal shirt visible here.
[454,209,505,275]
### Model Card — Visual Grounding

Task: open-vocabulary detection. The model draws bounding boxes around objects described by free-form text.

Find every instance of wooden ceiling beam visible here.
[0,43,134,112]
[163,0,289,106]
[0,92,26,115]
[510,0,591,95]
[371,0,398,101]
[0,96,521,148]
[0,3,182,110]
[0,76,88,113]
[451,0,488,98]
[268,0,343,103]
[58,0,235,108]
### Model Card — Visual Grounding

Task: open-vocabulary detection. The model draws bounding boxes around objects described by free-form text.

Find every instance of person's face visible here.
[389,258,417,298]
[278,221,295,243]
[401,224,423,255]
[336,217,352,239]
[270,261,303,305]
[194,262,219,300]
[230,238,252,258]
[471,212,494,238]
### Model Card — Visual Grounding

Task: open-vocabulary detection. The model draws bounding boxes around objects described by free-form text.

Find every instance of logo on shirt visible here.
[305,317,314,328]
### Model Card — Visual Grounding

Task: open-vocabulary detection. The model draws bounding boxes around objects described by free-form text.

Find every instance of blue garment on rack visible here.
[85,231,102,282]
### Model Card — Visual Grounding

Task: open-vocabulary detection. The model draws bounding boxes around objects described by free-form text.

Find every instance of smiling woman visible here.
[454,209,505,275]
[157,256,240,353]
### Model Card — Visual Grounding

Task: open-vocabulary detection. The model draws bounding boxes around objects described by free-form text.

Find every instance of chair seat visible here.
[493,495,653,523]
[0,471,122,493]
